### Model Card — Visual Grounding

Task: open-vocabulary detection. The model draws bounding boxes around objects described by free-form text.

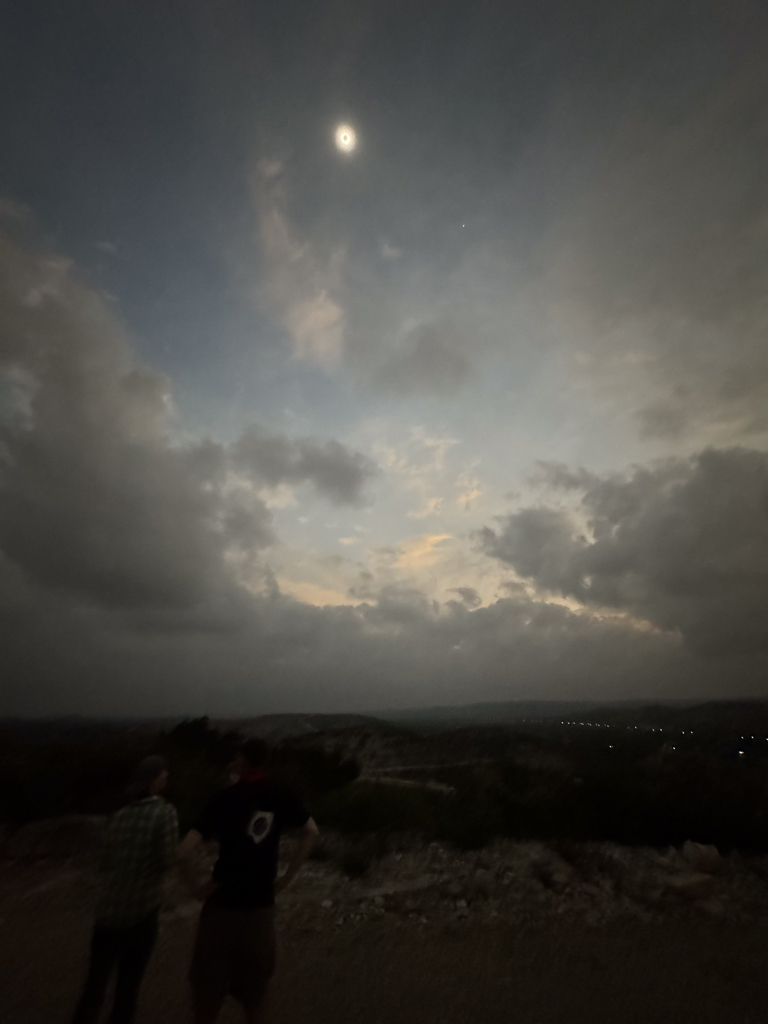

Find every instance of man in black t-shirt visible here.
[178,738,318,1024]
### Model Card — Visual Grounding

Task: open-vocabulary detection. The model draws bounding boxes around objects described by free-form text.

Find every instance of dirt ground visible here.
[1,861,767,1024]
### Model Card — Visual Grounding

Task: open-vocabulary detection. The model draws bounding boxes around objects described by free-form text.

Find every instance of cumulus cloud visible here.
[480,448,768,656]
[0,234,236,611]
[0,232,373,618]
[450,586,481,609]
[233,424,376,506]
[2,229,767,716]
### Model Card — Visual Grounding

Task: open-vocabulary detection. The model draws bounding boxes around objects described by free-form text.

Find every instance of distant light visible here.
[739,751,745,756]
[335,124,357,153]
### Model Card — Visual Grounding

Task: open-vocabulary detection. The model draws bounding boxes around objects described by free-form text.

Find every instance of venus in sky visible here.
[334,123,356,153]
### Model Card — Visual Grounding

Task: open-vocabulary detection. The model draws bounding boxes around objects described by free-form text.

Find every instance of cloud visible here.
[635,400,688,440]
[0,233,238,611]
[540,52,768,443]
[380,241,402,260]
[450,586,481,609]
[276,578,349,607]
[373,320,472,398]
[480,448,768,656]
[394,533,452,570]
[2,231,768,716]
[232,424,377,506]
[249,163,490,398]
[254,163,345,366]
[0,232,373,619]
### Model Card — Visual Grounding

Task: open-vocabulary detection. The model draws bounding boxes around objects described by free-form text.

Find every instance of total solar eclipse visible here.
[335,124,357,153]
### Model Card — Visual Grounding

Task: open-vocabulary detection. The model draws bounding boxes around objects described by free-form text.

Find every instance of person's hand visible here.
[195,879,219,902]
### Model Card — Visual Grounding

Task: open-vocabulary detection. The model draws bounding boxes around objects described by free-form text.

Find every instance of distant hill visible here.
[377,699,696,730]
[377,698,768,740]
[583,699,768,735]
[218,712,391,742]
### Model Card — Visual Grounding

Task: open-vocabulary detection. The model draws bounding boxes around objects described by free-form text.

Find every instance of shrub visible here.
[310,780,445,836]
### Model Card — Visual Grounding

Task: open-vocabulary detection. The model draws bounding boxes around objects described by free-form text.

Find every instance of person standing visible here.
[178,738,319,1024]
[71,755,178,1024]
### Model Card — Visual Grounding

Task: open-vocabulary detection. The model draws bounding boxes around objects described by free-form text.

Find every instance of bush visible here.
[310,780,445,836]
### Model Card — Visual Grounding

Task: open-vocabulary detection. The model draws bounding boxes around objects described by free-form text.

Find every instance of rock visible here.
[469,868,494,900]
[665,873,717,901]
[320,899,333,909]
[681,841,721,875]
[696,898,726,917]
[373,896,385,908]
[444,880,463,898]
[455,899,468,909]
[5,815,106,861]
[581,883,602,898]
[550,871,571,892]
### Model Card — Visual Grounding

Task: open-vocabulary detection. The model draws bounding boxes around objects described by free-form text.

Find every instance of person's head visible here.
[230,737,271,780]
[126,755,169,801]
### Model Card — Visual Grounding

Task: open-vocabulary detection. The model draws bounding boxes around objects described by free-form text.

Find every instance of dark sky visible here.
[1,0,767,715]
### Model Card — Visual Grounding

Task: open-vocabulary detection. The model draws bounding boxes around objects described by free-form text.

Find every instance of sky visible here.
[1,0,767,716]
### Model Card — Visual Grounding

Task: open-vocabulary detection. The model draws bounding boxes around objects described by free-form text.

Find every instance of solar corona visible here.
[334,123,356,153]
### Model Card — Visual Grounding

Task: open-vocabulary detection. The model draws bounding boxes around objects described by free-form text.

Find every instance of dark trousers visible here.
[71,909,159,1024]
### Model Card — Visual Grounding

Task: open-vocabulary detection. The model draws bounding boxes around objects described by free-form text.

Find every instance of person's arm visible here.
[274,817,319,895]
[176,828,218,900]
[158,805,179,873]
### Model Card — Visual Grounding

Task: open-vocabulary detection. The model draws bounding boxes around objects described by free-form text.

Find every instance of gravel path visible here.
[1,861,767,1024]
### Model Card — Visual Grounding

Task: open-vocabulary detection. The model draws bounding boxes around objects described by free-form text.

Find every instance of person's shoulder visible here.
[159,798,178,822]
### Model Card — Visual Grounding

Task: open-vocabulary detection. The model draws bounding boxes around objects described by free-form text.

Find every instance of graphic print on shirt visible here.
[246,809,275,845]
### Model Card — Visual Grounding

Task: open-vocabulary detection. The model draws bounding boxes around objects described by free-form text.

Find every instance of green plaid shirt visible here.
[96,796,178,926]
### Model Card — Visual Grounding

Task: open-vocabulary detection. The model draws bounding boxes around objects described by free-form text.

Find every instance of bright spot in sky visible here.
[334,124,356,153]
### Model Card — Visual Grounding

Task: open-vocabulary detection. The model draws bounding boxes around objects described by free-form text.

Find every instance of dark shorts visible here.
[190,902,276,1018]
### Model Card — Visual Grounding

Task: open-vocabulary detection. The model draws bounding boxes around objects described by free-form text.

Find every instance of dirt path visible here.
[1,862,767,1024]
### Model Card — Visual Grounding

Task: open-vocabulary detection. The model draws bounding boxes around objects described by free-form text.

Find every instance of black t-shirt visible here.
[194,778,309,908]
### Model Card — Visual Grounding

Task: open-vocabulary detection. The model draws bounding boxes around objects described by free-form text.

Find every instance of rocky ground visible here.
[274,833,768,931]
[2,819,768,1023]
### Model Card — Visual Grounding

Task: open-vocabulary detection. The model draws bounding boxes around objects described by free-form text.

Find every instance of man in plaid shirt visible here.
[70,755,178,1024]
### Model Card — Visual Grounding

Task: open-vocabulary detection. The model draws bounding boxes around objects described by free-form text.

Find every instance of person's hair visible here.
[240,737,270,769]
[125,755,168,800]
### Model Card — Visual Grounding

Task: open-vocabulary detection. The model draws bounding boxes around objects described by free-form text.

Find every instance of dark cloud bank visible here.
[1,229,767,716]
